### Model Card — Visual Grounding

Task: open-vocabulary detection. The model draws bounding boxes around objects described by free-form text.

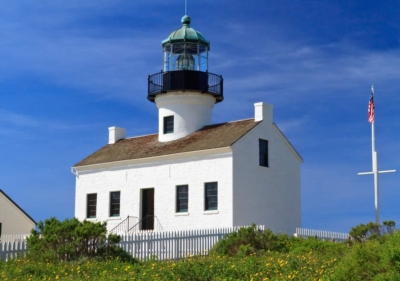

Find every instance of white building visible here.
[0,189,36,236]
[73,15,303,234]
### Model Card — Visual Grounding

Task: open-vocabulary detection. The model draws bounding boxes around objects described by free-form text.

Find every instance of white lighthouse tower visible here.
[147,15,223,142]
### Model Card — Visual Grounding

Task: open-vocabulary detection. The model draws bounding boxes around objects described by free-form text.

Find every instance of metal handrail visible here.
[128,215,164,232]
[148,72,164,96]
[109,216,139,234]
[148,70,223,102]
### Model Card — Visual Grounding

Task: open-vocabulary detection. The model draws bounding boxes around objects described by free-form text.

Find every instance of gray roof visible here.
[74,119,260,167]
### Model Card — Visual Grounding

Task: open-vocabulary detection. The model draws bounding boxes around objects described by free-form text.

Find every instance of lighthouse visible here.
[148,15,223,142]
[74,11,302,236]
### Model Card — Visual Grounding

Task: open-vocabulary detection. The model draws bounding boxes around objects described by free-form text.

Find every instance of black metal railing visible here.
[128,215,164,232]
[148,70,223,103]
[109,216,139,234]
[148,72,164,97]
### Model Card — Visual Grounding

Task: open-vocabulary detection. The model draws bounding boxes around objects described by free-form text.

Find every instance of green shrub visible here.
[26,217,137,263]
[210,224,291,256]
[289,237,349,257]
[349,220,396,243]
[331,231,400,281]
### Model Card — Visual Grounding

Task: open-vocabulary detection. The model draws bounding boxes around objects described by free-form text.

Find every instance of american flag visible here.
[368,91,374,123]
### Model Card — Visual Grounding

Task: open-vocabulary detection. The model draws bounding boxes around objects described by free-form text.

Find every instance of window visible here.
[110,191,121,217]
[205,182,218,211]
[176,185,188,212]
[163,116,174,134]
[259,139,269,167]
[86,193,97,218]
[0,223,2,237]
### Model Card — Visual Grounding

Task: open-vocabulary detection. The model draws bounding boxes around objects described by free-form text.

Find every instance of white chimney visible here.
[254,102,273,123]
[108,126,126,144]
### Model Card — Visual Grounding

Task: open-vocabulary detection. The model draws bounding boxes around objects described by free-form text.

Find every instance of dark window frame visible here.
[259,139,269,167]
[205,182,218,211]
[86,193,97,218]
[176,185,188,213]
[109,191,121,217]
[163,115,174,134]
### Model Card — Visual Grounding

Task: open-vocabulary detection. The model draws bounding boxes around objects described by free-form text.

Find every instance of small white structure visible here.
[0,189,36,236]
[73,15,303,235]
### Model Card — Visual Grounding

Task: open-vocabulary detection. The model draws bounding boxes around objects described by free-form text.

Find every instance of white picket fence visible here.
[0,234,30,243]
[1,226,351,262]
[295,227,349,241]
[0,240,28,261]
[116,225,265,260]
[0,226,264,261]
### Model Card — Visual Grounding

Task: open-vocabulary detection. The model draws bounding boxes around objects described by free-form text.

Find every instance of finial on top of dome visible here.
[181,15,191,26]
[181,0,191,26]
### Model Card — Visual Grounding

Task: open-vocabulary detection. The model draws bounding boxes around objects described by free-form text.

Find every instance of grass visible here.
[0,251,339,281]
[3,225,400,280]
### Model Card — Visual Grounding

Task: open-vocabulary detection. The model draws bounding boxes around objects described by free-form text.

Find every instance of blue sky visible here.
[1,0,399,233]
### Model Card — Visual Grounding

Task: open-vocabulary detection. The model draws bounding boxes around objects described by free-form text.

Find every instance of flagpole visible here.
[371,85,379,224]
[358,85,396,225]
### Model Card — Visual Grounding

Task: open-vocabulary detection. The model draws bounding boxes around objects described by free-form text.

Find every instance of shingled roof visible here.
[74,119,260,167]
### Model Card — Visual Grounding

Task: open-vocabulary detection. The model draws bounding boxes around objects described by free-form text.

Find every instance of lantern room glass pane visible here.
[163,42,208,72]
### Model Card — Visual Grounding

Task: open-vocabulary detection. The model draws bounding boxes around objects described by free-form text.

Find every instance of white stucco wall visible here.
[75,150,233,231]
[0,192,36,235]
[231,121,302,235]
[155,91,215,142]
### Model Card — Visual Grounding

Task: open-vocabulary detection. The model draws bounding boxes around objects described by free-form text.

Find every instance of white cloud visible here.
[0,110,41,127]
[275,117,308,133]
[0,109,95,131]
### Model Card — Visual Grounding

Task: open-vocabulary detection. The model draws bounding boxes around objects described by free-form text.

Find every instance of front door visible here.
[141,189,154,230]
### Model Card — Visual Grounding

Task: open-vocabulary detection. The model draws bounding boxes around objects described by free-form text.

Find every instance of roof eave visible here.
[73,146,233,172]
[272,123,304,163]
[161,38,210,48]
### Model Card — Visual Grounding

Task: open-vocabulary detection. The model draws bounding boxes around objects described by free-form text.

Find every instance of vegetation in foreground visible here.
[0,219,399,280]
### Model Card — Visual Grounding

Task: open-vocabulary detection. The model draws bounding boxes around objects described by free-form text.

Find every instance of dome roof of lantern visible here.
[162,15,210,49]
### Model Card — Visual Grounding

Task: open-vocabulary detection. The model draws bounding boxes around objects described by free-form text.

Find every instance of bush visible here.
[289,237,348,257]
[349,220,396,243]
[331,231,400,281]
[26,217,136,263]
[210,224,291,256]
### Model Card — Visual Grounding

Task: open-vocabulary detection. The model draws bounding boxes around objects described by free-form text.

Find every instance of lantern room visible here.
[162,15,209,72]
[147,15,223,103]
